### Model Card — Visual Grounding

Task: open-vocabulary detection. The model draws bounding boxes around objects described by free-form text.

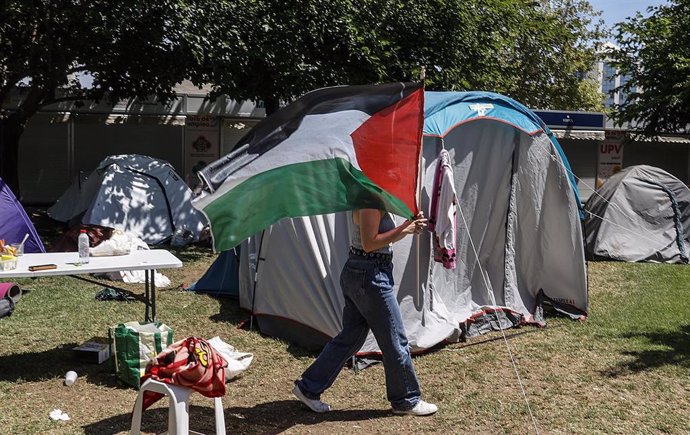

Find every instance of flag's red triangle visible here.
[350,87,424,215]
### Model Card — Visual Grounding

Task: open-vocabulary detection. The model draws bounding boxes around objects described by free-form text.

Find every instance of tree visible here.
[610,0,690,134]
[202,0,361,114]
[2,0,605,197]
[0,0,228,196]
[206,0,605,115]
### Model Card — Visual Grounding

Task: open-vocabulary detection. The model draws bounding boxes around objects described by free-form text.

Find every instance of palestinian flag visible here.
[193,82,424,251]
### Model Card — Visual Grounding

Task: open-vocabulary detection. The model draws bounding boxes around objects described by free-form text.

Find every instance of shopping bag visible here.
[207,336,254,381]
[109,321,173,388]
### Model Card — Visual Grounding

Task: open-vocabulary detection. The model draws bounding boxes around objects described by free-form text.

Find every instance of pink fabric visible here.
[0,282,21,302]
[429,150,457,269]
[140,337,227,411]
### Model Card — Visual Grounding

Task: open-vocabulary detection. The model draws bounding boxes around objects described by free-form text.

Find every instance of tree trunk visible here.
[264,96,280,116]
[0,85,50,199]
[0,115,24,198]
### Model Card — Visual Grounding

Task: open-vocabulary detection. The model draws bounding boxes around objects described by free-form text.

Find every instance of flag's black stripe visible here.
[199,82,421,191]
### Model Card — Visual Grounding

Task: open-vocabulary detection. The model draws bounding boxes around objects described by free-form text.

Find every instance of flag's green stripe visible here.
[203,157,413,251]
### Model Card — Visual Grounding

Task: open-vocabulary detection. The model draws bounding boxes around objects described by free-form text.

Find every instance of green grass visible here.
[0,253,689,434]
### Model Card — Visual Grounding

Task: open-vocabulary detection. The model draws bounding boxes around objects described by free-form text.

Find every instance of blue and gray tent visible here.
[189,91,588,352]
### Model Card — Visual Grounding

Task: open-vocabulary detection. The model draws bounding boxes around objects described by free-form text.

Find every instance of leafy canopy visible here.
[0,0,223,114]
[610,0,690,133]
[205,0,605,113]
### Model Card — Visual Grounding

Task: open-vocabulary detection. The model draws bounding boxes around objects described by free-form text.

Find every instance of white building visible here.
[593,42,636,109]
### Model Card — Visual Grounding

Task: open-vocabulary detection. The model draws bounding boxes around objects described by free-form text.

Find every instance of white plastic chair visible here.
[130,378,226,435]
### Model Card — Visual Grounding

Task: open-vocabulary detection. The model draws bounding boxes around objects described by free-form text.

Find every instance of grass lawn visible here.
[1,224,689,434]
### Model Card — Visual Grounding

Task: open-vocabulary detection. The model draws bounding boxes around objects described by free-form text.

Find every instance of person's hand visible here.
[403,213,428,235]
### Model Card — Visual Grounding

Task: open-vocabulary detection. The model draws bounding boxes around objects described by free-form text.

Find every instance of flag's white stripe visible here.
[195,110,369,210]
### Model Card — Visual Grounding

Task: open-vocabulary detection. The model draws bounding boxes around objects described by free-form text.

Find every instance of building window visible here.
[619,74,632,105]
[602,62,618,107]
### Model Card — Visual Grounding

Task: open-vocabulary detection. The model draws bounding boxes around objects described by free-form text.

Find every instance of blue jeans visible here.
[296,254,421,411]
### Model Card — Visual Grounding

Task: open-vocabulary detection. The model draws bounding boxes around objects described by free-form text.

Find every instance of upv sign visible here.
[597,130,626,188]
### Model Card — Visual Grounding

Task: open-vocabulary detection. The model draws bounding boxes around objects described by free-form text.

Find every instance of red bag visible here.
[140,336,227,410]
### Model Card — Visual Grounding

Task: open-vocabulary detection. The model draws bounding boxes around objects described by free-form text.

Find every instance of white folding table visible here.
[0,250,182,321]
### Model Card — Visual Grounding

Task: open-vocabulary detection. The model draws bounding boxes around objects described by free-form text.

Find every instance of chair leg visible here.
[130,391,144,435]
[131,379,223,435]
[214,397,226,435]
[169,392,190,435]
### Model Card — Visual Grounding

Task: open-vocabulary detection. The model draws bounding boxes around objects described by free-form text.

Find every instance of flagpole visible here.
[417,68,426,306]
[416,148,423,305]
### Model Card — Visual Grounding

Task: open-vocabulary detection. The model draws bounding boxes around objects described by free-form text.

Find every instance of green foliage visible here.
[610,0,690,133]
[0,0,224,193]
[0,0,220,109]
[0,0,605,117]
[206,0,605,113]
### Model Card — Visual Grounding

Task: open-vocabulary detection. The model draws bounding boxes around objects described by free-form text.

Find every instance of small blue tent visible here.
[0,177,45,253]
[186,248,240,298]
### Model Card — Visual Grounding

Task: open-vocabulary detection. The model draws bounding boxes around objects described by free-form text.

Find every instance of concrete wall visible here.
[558,137,690,204]
[17,113,260,204]
[15,106,690,206]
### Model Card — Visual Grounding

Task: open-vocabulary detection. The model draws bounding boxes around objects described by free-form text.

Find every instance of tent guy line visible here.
[457,201,541,435]
[585,209,671,248]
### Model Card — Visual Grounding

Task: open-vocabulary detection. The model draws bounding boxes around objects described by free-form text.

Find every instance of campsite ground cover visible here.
[1,213,689,433]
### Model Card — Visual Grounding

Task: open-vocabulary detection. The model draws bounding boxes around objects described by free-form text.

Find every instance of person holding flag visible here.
[192,81,436,415]
[292,208,438,416]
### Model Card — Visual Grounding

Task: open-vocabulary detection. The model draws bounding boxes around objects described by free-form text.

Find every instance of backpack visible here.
[0,296,15,319]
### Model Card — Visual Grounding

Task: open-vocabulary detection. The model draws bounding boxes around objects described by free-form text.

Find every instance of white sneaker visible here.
[292,384,331,413]
[392,400,438,416]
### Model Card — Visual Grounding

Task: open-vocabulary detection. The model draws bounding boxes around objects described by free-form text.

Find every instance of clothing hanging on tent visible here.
[428,149,457,269]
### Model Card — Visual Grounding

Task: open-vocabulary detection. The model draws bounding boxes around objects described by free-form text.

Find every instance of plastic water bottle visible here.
[78,229,90,264]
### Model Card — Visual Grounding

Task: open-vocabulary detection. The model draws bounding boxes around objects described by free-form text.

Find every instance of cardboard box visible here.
[73,340,111,364]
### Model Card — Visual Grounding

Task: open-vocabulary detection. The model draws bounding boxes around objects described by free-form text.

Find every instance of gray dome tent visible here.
[584,165,690,263]
[48,154,207,245]
[191,91,589,353]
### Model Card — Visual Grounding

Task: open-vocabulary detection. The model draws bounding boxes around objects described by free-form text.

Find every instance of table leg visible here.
[145,270,150,322]
[151,269,156,321]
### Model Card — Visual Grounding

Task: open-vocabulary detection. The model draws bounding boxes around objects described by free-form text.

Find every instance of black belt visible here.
[349,246,393,260]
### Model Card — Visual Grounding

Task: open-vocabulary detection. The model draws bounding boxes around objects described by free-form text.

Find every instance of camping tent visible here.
[0,177,45,253]
[584,165,690,263]
[48,154,207,245]
[191,91,588,353]
[186,247,241,298]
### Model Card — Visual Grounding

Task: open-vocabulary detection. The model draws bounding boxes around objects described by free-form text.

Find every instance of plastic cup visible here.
[64,371,78,386]
[9,243,23,256]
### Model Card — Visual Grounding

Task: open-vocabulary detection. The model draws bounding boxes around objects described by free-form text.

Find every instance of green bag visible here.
[109,321,174,389]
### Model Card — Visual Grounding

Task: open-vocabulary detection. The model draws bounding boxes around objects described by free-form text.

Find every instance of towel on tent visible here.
[428,149,458,269]
[140,337,227,410]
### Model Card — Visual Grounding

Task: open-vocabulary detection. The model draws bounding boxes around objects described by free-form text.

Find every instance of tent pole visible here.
[249,229,267,331]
